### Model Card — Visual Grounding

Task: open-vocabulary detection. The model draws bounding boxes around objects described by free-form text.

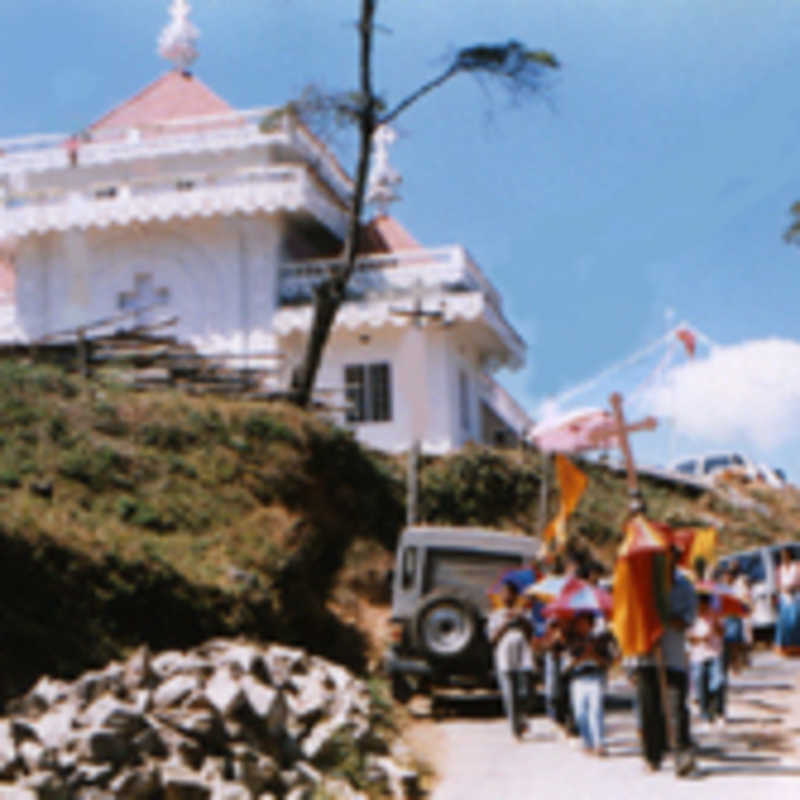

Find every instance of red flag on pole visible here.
[675,327,696,357]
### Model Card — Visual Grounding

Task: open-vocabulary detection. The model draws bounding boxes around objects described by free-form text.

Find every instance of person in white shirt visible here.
[688,593,725,724]
[775,548,800,655]
[486,579,534,739]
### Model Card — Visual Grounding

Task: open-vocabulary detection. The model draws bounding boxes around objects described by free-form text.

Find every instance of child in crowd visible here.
[688,593,726,726]
[565,611,613,755]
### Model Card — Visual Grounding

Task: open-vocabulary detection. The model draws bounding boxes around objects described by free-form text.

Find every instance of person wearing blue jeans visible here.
[566,612,611,755]
[688,593,725,724]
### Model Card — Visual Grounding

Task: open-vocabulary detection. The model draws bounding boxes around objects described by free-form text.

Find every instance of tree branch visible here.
[380,64,461,125]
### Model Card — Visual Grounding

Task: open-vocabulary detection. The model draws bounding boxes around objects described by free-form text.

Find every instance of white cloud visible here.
[643,338,800,451]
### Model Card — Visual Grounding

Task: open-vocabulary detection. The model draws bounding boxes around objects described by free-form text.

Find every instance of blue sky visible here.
[4,1,800,476]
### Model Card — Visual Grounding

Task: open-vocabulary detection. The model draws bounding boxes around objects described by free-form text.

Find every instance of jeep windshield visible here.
[423,547,526,602]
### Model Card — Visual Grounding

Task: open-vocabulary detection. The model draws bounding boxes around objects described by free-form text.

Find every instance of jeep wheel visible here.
[413,590,480,662]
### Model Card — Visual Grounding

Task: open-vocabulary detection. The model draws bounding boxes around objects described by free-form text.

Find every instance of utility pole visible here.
[390,291,444,527]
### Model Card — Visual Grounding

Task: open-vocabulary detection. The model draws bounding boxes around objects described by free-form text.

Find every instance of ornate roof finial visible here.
[158,0,200,73]
[366,125,402,215]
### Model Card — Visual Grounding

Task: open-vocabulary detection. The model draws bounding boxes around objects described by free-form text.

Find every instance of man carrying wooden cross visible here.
[601,394,698,777]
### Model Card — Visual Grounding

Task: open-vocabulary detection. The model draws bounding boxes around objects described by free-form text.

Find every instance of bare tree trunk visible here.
[291,0,377,408]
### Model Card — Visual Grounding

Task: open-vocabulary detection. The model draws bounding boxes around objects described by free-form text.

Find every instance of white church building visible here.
[0,1,531,454]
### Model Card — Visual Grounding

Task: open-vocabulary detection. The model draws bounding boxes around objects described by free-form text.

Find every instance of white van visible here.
[715,542,800,639]
[668,452,755,483]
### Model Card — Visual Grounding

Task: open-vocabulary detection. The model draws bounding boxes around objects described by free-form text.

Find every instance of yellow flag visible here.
[688,527,717,569]
[544,453,588,545]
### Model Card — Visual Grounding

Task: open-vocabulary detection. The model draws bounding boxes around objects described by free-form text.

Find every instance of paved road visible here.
[428,652,800,800]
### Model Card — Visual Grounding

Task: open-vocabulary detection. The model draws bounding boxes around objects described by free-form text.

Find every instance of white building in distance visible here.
[0,1,531,454]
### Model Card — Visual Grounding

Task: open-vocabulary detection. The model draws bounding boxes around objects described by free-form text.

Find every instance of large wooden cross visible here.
[589,392,658,494]
[598,393,678,756]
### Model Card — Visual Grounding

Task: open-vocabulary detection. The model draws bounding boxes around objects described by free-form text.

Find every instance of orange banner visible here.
[543,454,588,545]
[612,515,672,658]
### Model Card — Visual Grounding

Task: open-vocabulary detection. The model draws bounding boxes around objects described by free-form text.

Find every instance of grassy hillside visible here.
[0,361,404,706]
[417,447,800,562]
[1,360,798,706]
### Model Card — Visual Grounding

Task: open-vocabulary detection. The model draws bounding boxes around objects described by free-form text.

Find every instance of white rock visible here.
[203,669,244,717]
[70,762,114,789]
[233,751,279,796]
[295,761,322,785]
[159,727,205,771]
[109,765,161,800]
[323,776,368,800]
[0,722,17,779]
[82,696,146,736]
[32,705,75,750]
[288,680,330,723]
[367,755,420,800]
[17,741,44,772]
[0,785,36,800]
[150,650,186,678]
[239,677,281,722]
[28,676,70,711]
[131,689,152,715]
[76,665,125,706]
[213,644,263,676]
[162,764,212,800]
[153,652,213,680]
[123,646,155,691]
[264,646,307,687]
[300,713,350,763]
[209,780,249,800]
[153,675,200,709]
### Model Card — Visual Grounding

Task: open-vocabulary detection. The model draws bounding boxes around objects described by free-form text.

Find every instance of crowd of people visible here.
[485,542,800,777]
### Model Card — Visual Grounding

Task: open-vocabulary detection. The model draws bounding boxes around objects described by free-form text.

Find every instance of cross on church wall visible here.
[118,273,170,327]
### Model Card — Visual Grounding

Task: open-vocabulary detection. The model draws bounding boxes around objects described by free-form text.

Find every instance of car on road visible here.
[714,542,800,640]
[668,452,787,488]
[668,452,755,483]
[385,525,539,703]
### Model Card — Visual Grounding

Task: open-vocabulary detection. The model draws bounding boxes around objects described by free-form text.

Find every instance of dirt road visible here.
[422,652,800,800]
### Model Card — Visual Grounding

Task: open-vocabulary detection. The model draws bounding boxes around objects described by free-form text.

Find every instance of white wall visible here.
[14,212,282,354]
[443,335,485,448]
[281,323,468,454]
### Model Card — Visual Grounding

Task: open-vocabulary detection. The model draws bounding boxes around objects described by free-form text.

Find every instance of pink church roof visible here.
[359,215,421,253]
[90,71,234,134]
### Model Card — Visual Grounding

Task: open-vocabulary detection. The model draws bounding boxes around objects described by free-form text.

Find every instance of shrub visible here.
[419,448,539,527]
[243,412,299,446]
[0,467,21,488]
[48,415,69,443]
[59,443,130,491]
[137,421,196,452]
[93,402,128,437]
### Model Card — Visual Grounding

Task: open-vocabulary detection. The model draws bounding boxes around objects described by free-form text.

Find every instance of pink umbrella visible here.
[543,577,613,619]
[696,581,750,617]
[529,407,619,453]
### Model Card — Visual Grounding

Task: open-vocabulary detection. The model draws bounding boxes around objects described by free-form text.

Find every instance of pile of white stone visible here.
[0,639,419,800]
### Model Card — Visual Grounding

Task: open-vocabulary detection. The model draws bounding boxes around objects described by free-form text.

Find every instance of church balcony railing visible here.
[0,164,348,240]
[0,107,352,206]
[279,246,505,317]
